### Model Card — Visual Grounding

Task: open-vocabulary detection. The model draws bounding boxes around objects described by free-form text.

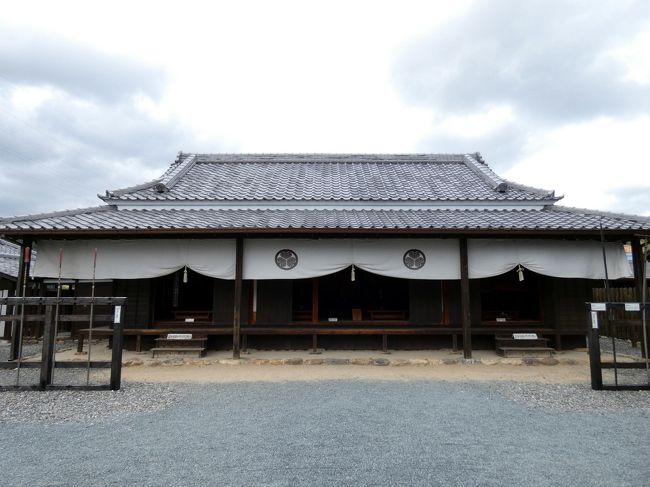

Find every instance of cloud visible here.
[0,26,202,217]
[393,0,650,171]
[395,0,650,121]
[0,21,167,103]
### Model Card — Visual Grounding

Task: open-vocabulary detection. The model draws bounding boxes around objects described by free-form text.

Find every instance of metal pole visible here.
[50,248,64,384]
[641,241,649,384]
[599,222,617,386]
[14,246,30,386]
[86,248,98,386]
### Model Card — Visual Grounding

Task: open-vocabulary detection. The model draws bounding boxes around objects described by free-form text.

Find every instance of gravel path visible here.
[600,336,645,358]
[1,380,648,486]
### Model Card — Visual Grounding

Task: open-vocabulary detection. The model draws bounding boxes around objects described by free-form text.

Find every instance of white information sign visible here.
[113,305,122,324]
[591,311,599,329]
[167,334,193,340]
[624,303,641,312]
[590,303,607,311]
[512,333,538,340]
[184,318,195,323]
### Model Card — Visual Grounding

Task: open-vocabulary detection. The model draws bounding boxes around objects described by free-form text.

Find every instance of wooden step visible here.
[151,347,206,358]
[155,338,207,348]
[495,337,550,348]
[496,346,554,358]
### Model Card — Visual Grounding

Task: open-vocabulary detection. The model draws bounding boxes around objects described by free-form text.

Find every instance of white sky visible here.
[1,0,649,216]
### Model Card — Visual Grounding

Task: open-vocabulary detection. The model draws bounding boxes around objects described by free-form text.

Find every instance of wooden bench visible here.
[173,310,213,321]
[368,310,408,320]
[77,326,232,353]
[241,325,461,353]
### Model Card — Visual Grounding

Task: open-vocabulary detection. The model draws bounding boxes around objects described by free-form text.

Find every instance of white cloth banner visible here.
[468,239,632,279]
[33,237,631,281]
[34,239,236,279]
[243,239,461,280]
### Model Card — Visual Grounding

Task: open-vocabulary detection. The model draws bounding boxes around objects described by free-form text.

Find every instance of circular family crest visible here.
[403,249,426,270]
[275,249,298,270]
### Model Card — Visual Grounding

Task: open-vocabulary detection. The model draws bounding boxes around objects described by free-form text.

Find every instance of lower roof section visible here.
[1,205,650,235]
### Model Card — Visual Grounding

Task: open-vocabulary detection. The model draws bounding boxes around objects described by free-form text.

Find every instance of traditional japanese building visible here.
[1,153,649,357]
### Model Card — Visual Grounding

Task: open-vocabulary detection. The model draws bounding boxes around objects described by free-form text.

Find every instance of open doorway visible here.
[153,268,214,322]
[292,267,409,322]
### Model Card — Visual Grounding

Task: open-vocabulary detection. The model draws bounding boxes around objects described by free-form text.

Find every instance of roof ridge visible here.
[0,205,116,224]
[193,153,470,163]
[463,154,558,200]
[462,153,508,192]
[154,153,197,192]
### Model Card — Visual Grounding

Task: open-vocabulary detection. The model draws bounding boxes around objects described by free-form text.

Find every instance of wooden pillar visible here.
[459,238,472,359]
[232,237,243,359]
[631,238,646,301]
[311,278,319,323]
[110,305,124,391]
[39,305,55,389]
[10,240,32,360]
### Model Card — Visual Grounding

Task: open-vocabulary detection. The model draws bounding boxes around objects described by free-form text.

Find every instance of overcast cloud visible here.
[0,0,649,216]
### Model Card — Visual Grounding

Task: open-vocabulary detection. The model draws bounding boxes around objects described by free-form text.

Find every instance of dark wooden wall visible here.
[256,280,292,324]
[544,277,592,330]
[409,280,442,324]
[0,277,15,291]
[213,279,251,325]
[113,279,151,329]
[443,280,481,326]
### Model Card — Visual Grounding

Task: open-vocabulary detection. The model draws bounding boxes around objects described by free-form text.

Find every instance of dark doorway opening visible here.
[291,267,409,322]
[153,269,214,322]
[480,269,542,323]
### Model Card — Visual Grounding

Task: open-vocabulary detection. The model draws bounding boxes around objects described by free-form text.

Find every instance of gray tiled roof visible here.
[0,239,19,279]
[102,153,557,202]
[1,205,649,232]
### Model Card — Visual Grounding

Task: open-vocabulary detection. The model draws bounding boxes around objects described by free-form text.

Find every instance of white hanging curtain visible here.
[33,239,236,280]
[243,239,353,280]
[242,239,461,280]
[352,239,460,279]
[468,239,632,280]
[33,237,631,281]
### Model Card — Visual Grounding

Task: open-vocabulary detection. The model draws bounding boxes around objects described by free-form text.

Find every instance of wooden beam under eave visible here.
[459,237,472,359]
[232,237,243,359]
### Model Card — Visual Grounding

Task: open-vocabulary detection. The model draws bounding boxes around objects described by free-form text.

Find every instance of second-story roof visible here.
[101,153,559,204]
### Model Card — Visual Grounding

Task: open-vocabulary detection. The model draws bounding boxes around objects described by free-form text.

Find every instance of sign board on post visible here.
[624,303,641,312]
[167,333,193,340]
[113,305,122,324]
[591,311,599,329]
[590,303,606,312]
[512,333,538,340]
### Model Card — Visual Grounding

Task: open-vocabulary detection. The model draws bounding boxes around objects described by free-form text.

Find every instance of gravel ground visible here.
[598,336,650,387]
[1,380,648,487]
[599,336,645,358]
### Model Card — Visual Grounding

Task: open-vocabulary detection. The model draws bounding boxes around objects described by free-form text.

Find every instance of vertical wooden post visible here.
[10,240,31,359]
[311,278,319,323]
[459,238,472,359]
[40,305,55,389]
[233,237,243,359]
[110,305,124,391]
[588,311,603,390]
[632,238,646,302]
